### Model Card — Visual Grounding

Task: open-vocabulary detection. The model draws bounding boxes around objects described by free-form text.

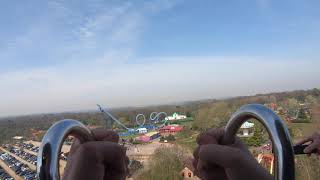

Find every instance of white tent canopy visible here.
[240,121,254,129]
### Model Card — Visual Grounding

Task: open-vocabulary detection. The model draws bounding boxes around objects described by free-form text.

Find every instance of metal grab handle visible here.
[222,104,295,180]
[37,119,93,180]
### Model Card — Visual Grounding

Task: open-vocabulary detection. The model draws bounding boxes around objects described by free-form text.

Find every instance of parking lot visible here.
[8,147,37,166]
[15,144,39,154]
[0,164,13,180]
[0,151,35,180]
[0,142,69,180]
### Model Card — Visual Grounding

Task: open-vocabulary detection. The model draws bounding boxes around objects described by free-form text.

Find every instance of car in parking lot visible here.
[0,166,13,180]
[0,151,36,180]
[7,147,37,165]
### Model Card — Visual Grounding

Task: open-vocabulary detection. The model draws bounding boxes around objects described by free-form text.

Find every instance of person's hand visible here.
[62,128,129,180]
[193,128,272,180]
[295,132,320,157]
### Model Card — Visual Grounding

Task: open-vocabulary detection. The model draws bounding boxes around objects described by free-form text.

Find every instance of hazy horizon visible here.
[1,0,320,117]
[0,87,318,118]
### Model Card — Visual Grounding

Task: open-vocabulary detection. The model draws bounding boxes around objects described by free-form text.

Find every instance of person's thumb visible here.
[304,142,319,153]
[199,144,244,168]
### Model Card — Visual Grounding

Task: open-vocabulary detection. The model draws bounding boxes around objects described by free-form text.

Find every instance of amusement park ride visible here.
[97,104,168,135]
[36,104,318,180]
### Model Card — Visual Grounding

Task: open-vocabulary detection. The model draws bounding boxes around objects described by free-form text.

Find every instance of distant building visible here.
[140,124,156,130]
[165,113,187,121]
[136,135,150,142]
[159,125,183,135]
[136,128,148,134]
[237,121,254,137]
[146,131,161,140]
[181,167,200,179]
[12,136,24,140]
[136,131,160,142]
[269,103,278,111]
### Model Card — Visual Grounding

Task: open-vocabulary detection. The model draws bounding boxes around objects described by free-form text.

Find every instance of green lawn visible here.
[174,129,199,151]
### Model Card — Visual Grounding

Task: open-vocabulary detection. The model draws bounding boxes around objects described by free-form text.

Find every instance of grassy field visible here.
[175,129,199,151]
[136,146,190,180]
[286,104,320,180]
[288,104,320,141]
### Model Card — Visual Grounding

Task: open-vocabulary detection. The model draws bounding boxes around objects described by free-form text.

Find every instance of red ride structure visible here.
[257,153,275,174]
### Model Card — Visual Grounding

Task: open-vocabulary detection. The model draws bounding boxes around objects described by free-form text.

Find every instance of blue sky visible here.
[0,0,320,116]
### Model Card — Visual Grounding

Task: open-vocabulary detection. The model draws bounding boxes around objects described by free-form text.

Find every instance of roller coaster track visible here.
[97,104,130,130]
[97,104,168,132]
[136,112,168,127]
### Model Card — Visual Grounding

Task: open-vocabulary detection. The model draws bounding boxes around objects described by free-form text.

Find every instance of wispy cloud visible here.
[0,0,172,70]
[1,0,319,117]
[0,0,181,116]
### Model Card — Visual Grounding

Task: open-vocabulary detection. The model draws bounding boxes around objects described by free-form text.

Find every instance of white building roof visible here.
[12,136,24,140]
[240,122,254,129]
[137,128,147,131]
